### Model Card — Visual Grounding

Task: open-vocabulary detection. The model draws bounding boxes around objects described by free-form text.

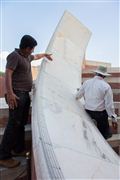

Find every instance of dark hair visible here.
[19,35,37,49]
[96,73,105,78]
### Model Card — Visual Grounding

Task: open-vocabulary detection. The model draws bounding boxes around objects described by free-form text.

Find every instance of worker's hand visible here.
[112,121,118,130]
[6,93,20,109]
[45,54,53,61]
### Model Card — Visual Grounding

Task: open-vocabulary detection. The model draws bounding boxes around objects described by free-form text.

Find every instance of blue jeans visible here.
[0,90,30,159]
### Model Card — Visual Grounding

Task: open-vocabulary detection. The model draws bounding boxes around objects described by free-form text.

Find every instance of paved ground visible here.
[0,157,27,180]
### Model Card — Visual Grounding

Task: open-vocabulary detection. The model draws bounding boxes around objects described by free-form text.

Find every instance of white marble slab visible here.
[32,11,119,180]
[0,98,8,109]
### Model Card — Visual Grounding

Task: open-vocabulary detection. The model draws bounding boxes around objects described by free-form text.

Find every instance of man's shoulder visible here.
[101,79,111,90]
[7,49,18,58]
[84,78,93,83]
[84,77,110,87]
[7,50,17,57]
[82,78,92,87]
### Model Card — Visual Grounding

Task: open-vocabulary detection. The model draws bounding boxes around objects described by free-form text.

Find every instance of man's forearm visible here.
[33,53,45,60]
[33,53,53,61]
[104,88,117,120]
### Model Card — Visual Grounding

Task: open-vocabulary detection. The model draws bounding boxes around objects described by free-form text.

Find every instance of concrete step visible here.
[107,118,120,155]
[0,125,32,180]
[107,134,120,147]
[107,134,120,155]
[0,157,27,180]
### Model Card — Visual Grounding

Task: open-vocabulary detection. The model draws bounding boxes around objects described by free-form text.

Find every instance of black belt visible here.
[13,90,29,94]
[85,109,106,114]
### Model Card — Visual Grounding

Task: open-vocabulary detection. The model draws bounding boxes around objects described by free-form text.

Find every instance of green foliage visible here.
[0,71,5,76]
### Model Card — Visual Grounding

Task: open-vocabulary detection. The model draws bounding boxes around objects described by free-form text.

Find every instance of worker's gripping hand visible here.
[45,54,53,61]
[111,116,118,130]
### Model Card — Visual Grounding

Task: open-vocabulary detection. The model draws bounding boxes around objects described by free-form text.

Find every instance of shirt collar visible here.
[94,75,104,80]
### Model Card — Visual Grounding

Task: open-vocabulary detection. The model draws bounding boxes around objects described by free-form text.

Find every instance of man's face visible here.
[25,47,35,56]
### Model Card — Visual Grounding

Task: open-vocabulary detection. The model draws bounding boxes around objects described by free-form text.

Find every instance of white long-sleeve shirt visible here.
[76,76,117,121]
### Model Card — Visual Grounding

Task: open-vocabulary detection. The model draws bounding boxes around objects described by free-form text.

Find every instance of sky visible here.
[0,0,119,72]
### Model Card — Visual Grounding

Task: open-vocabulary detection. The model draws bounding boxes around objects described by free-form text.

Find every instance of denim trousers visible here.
[0,90,30,159]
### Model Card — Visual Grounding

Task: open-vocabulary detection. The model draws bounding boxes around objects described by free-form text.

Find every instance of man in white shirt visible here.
[76,66,117,139]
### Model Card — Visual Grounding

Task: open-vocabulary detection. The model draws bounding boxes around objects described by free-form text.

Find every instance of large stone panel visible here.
[32,11,119,179]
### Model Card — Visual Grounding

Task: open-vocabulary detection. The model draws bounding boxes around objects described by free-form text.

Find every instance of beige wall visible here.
[83,59,111,70]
